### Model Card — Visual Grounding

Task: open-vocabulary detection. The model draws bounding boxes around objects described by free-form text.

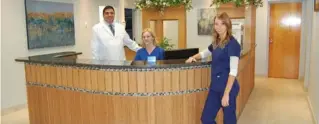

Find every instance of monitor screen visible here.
[164,48,199,60]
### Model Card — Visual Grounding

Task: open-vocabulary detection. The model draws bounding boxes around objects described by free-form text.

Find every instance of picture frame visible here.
[197,8,216,35]
[24,0,75,49]
[315,0,319,12]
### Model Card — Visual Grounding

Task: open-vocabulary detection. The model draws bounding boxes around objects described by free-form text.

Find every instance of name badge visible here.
[147,56,156,63]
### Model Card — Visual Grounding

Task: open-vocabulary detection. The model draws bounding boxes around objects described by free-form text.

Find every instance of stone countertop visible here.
[15,51,211,70]
[15,44,255,70]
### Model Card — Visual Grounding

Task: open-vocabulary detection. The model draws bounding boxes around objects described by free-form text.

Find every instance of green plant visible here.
[135,0,193,13]
[158,37,175,50]
[210,0,263,8]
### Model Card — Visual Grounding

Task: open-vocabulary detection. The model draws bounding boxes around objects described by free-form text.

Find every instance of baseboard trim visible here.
[1,104,27,116]
[307,96,318,124]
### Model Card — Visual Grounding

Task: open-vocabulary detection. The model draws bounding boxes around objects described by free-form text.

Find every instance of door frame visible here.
[141,6,187,49]
[266,0,304,79]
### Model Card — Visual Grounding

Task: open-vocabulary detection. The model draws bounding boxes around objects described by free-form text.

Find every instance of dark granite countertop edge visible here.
[16,59,212,70]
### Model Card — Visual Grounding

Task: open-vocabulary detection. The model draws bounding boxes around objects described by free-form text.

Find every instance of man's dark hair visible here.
[103,5,115,14]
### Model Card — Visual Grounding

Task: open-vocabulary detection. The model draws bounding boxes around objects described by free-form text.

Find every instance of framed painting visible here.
[315,0,319,12]
[197,8,216,35]
[24,0,75,49]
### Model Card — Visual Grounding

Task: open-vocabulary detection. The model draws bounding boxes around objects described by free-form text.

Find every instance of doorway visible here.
[268,2,302,79]
[141,6,186,49]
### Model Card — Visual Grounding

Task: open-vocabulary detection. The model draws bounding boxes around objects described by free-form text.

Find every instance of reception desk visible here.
[15,50,255,124]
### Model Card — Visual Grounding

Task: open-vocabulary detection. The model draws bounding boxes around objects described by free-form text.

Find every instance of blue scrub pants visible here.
[201,89,238,124]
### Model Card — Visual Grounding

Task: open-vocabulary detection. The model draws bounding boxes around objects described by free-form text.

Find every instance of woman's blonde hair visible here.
[212,12,232,49]
[141,28,157,48]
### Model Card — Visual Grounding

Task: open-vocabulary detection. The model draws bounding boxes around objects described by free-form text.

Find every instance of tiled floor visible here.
[238,77,314,124]
[1,77,315,124]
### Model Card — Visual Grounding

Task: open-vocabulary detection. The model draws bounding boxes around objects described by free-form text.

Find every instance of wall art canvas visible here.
[25,0,75,49]
[197,8,216,35]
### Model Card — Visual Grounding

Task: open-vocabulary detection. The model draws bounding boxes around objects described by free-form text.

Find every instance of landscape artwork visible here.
[197,8,216,35]
[25,0,75,49]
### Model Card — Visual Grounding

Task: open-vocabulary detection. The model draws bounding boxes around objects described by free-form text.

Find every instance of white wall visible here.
[255,0,269,76]
[0,0,2,112]
[163,21,179,49]
[186,0,213,51]
[1,0,119,109]
[308,10,319,124]
[255,0,306,78]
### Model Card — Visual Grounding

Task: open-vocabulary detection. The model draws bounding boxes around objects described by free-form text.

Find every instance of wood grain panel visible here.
[269,3,301,79]
[163,72,172,92]
[78,69,86,89]
[120,72,129,92]
[105,71,113,92]
[40,66,46,84]
[201,68,209,88]
[142,6,186,48]
[26,86,35,124]
[56,67,62,86]
[23,55,255,124]
[194,69,202,89]
[179,70,187,91]
[53,89,61,124]
[217,3,245,19]
[90,70,98,90]
[44,66,51,84]
[25,64,31,82]
[67,67,73,87]
[72,91,82,124]
[72,69,79,88]
[137,72,146,92]
[171,71,180,91]
[61,67,67,86]
[35,65,41,83]
[124,47,136,61]
[128,72,137,92]
[85,69,92,90]
[112,72,121,92]
[154,71,163,92]
[187,70,195,89]
[50,66,57,85]
[97,70,105,91]
[145,72,154,92]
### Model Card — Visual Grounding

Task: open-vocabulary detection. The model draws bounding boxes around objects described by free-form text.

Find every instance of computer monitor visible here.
[164,48,199,60]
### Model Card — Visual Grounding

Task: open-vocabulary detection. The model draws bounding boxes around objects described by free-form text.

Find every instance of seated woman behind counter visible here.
[134,28,165,61]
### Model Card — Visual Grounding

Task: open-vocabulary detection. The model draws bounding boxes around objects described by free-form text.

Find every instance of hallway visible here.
[1,77,315,124]
[238,77,314,124]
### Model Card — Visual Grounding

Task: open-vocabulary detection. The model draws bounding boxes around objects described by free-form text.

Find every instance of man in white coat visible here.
[91,6,141,60]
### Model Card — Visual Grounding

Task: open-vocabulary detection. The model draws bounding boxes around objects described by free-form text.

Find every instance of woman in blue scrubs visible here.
[186,12,241,124]
[134,28,165,61]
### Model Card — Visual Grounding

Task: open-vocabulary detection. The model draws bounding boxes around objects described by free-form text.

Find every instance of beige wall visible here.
[1,0,119,109]
[308,11,319,124]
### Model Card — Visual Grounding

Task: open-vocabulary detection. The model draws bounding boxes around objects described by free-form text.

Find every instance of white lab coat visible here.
[91,21,141,60]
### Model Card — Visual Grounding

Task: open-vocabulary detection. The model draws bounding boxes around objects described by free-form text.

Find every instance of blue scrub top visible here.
[208,36,241,94]
[134,46,165,61]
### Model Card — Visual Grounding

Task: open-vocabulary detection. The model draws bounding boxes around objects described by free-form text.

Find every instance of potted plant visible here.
[135,0,193,14]
[158,37,175,50]
[210,0,263,8]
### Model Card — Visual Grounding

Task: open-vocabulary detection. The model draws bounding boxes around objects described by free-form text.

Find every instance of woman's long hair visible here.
[212,12,232,49]
[141,28,157,48]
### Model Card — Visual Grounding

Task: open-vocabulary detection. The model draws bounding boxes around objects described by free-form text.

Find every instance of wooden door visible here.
[141,6,186,48]
[268,3,301,79]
